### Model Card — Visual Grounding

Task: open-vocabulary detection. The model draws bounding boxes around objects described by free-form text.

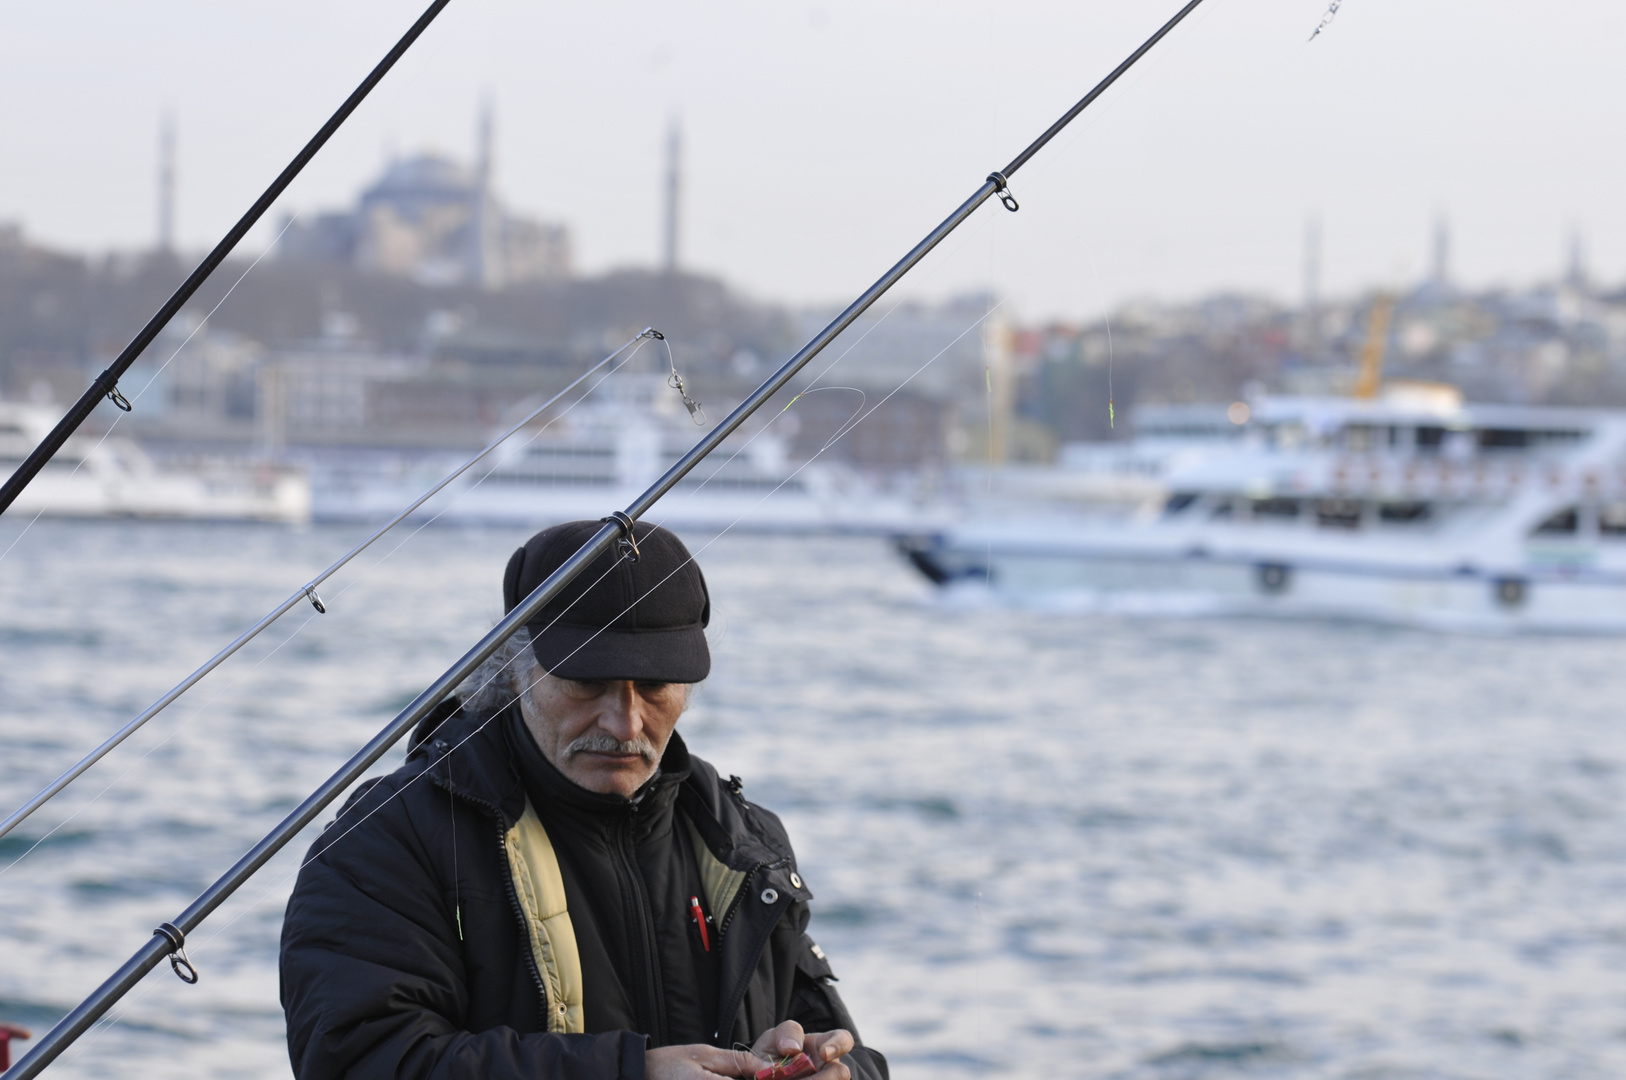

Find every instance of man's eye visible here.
[569,680,608,695]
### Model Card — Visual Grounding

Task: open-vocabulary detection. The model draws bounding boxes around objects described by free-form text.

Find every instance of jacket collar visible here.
[504,707,693,836]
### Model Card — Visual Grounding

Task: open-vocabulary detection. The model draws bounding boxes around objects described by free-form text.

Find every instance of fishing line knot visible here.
[987,172,1020,212]
[153,922,199,984]
[601,510,641,563]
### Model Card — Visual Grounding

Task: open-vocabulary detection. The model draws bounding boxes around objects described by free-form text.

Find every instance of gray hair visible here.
[452,624,704,718]
[453,625,537,717]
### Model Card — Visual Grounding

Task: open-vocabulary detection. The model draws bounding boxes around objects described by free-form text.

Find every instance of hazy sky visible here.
[1,0,1622,321]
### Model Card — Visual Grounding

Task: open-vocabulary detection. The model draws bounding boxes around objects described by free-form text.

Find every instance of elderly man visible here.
[280,520,886,1080]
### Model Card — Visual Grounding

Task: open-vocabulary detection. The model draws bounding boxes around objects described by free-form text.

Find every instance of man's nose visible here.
[596,681,644,740]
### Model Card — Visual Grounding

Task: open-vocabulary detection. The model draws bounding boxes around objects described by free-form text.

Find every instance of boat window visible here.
[1378,501,1431,523]
[1533,507,1579,536]
[1601,504,1626,537]
[1210,500,1233,520]
[1250,497,1300,520]
[1315,499,1362,529]
[1415,426,1446,451]
[1344,426,1374,453]
[1477,428,1529,450]
[1164,492,1200,515]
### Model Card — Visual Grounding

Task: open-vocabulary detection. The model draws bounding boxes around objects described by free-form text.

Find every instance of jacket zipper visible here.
[436,760,550,1033]
[616,810,669,1045]
[495,818,551,1030]
[715,860,765,941]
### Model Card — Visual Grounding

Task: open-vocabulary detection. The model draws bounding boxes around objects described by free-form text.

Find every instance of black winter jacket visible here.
[280,705,887,1080]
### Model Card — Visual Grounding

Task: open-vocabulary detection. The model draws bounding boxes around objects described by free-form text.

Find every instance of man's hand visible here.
[751,1021,856,1080]
[646,1044,763,1079]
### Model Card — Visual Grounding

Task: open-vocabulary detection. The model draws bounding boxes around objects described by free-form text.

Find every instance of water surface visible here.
[1,521,1623,1078]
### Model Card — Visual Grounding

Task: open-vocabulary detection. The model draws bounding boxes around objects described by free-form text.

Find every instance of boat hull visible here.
[900,529,1626,633]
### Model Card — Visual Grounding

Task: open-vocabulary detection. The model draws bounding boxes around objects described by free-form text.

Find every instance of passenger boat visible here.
[314,375,939,534]
[899,385,1626,631]
[0,400,310,523]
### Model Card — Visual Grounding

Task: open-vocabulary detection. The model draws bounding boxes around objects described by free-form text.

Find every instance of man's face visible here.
[515,659,689,797]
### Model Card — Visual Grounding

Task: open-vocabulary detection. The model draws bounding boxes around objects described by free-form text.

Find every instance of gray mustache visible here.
[564,732,658,763]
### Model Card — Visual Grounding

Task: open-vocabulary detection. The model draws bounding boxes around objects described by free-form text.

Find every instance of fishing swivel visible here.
[987,172,1020,212]
[648,329,706,424]
[153,922,199,985]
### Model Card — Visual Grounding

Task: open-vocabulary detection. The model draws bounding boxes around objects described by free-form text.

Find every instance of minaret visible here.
[157,114,176,254]
[661,118,681,275]
[1430,213,1450,289]
[469,98,502,287]
[1303,216,1321,360]
[1566,226,1588,293]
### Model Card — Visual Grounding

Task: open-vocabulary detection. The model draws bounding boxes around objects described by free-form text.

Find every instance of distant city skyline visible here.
[0,0,1622,320]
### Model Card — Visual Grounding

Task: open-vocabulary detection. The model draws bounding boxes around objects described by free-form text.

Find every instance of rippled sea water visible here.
[2,520,1625,1079]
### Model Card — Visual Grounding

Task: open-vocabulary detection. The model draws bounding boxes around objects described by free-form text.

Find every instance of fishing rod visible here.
[3,2,1205,1074]
[0,330,655,848]
[0,0,452,520]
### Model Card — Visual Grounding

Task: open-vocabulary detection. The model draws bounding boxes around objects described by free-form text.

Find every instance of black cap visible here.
[502,520,711,683]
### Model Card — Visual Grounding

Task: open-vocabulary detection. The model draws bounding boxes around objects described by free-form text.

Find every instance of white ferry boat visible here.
[900,386,1626,631]
[0,401,311,523]
[314,376,939,534]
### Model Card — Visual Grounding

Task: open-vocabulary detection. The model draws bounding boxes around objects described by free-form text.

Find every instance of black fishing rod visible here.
[0,0,452,519]
[2,2,1204,1075]
[0,330,655,846]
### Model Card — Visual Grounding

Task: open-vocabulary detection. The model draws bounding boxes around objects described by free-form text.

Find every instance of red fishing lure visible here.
[755,1052,817,1080]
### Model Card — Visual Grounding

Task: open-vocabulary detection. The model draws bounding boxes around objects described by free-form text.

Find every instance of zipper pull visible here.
[689,895,711,952]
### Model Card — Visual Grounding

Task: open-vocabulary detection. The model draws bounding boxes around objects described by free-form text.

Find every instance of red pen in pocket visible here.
[688,895,710,952]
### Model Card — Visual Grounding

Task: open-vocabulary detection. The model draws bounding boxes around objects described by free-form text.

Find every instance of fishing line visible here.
[775,387,867,452]
[643,206,1008,525]
[6,313,949,891]
[6,328,662,883]
[177,305,1005,934]
[176,306,1004,984]
[0,335,656,861]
